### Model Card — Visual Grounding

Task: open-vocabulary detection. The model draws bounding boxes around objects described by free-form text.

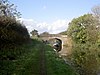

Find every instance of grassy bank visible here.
[45,45,79,75]
[1,39,79,75]
[1,39,41,75]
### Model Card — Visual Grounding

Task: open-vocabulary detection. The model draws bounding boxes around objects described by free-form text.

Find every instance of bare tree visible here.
[92,5,100,20]
[0,0,21,18]
[91,5,100,30]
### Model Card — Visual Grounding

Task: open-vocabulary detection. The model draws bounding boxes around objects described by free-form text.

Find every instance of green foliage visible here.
[30,29,39,37]
[45,45,79,75]
[71,43,100,75]
[67,14,98,43]
[1,16,30,46]
[0,39,79,75]
[0,1,31,73]
[0,39,40,75]
[67,14,100,75]
[0,16,30,60]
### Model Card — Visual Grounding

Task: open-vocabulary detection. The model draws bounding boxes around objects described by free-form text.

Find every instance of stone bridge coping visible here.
[40,35,67,38]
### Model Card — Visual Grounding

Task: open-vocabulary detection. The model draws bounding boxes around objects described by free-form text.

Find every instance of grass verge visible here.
[45,45,79,75]
[0,39,41,75]
[0,39,79,75]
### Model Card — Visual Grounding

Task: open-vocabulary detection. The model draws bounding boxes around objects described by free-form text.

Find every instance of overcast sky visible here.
[10,0,100,34]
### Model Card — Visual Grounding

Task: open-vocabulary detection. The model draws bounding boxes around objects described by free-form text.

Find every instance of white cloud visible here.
[19,18,70,34]
[48,20,69,34]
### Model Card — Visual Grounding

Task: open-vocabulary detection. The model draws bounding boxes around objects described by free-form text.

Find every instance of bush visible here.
[0,16,30,60]
[0,16,30,49]
[71,43,100,75]
[67,14,100,75]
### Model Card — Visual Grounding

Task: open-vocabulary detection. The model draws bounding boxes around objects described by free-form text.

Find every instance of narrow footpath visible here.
[39,45,47,75]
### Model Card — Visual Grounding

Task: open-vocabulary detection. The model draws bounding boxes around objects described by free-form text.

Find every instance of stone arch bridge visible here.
[40,34,70,56]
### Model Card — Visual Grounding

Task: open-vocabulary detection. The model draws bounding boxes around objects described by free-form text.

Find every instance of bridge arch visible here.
[53,38,62,52]
[40,34,68,52]
[47,37,63,52]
